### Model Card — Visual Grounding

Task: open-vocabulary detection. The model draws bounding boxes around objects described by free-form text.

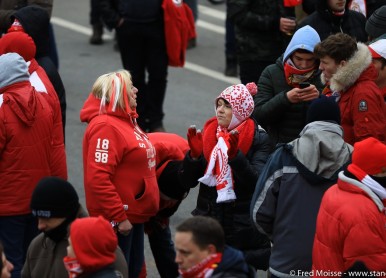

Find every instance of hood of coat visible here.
[338,171,386,212]
[13,5,50,59]
[0,53,37,126]
[324,43,374,92]
[288,121,353,180]
[283,25,321,63]
[79,93,132,124]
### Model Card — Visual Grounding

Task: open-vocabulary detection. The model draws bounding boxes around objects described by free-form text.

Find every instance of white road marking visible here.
[51,13,237,85]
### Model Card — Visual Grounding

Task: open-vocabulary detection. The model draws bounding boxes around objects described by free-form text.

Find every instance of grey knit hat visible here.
[366,5,386,39]
[0,53,29,89]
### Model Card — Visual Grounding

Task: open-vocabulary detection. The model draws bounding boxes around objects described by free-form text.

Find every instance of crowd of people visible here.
[0,0,386,278]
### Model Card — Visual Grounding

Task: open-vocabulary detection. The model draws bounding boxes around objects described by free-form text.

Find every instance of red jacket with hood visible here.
[80,94,159,224]
[28,59,67,179]
[0,53,60,216]
[327,43,386,144]
[312,172,386,273]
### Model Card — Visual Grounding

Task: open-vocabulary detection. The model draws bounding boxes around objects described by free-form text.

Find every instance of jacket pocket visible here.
[130,176,159,219]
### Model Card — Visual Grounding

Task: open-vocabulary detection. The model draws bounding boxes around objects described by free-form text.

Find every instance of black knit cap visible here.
[306,96,341,125]
[158,160,189,200]
[30,177,80,218]
[366,5,386,39]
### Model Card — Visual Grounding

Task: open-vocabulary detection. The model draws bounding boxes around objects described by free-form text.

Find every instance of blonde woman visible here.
[80,70,159,278]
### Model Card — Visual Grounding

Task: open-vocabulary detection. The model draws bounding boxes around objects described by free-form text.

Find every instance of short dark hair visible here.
[314,33,358,63]
[176,216,225,252]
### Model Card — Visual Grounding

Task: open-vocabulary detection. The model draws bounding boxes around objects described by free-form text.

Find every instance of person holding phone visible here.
[253,25,323,147]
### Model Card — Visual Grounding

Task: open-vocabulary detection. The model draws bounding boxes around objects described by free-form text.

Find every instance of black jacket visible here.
[99,0,163,29]
[298,0,367,42]
[227,0,290,63]
[211,246,256,278]
[182,119,271,253]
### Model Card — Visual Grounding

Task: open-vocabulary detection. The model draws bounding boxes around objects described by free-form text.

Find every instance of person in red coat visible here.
[80,69,159,278]
[312,137,386,274]
[0,31,67,175]
[0,53,65,278]
[142,132,192,278]
[314,33,386,144]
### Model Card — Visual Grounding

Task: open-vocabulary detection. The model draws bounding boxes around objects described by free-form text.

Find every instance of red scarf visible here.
[179,253,222,278]
[202,117,254,161]
[284,60,317,87]
[63,256,83,278]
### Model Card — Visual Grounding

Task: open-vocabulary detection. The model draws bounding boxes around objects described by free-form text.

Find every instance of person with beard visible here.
[312,137,386,272]
[314,33,386,145]
[22,177,128,278]
[253,25,322,148]
[297,0,367,42]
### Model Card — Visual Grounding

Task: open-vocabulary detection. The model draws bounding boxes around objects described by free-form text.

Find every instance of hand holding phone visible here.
[299,82,310,89]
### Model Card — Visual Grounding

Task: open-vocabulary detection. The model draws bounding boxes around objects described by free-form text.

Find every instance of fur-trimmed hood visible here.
[322,43,372,92]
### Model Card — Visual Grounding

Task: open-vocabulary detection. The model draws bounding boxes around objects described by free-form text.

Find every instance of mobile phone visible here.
[299,82,310,89]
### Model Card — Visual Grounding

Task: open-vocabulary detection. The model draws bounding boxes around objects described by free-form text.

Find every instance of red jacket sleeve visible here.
[83,122,128,223]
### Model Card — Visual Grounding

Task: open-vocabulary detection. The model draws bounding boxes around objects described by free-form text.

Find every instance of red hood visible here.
[80,93,134,123]
[0,81,37,126]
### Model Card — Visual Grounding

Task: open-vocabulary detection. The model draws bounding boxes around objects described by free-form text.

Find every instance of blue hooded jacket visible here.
[283,25,321,63]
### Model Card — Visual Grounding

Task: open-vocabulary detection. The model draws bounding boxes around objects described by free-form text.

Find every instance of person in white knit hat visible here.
[182,82,272,271]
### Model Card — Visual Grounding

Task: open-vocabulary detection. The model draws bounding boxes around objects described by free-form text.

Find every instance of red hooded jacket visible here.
[162,0,196,67]
[29,59,67,179]
[0,81,59,216]
[312,172,386,273]
[80,94,159,224]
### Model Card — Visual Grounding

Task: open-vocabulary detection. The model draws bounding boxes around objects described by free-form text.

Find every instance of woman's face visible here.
[128,85,138,110]
[1,252,13,278]
[216,98,232,128]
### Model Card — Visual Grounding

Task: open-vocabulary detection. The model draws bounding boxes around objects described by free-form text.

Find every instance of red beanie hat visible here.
[70,216,117,273]
[0,32,36,62]
[351,137,386,175]
[7,19,24,32]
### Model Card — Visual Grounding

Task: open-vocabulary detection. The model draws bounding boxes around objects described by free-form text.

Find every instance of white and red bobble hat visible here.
[215,82,257,130]
[368,39,386,59]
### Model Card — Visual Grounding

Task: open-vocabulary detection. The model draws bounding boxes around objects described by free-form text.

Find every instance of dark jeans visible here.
[0,214,39,278]
[183,0,198,21]
[90,0,102,25]
[239,60,273,85]
[116,19,168,132]
[147,221,178,278]
[117,223,144,278]
[225,0,236,57]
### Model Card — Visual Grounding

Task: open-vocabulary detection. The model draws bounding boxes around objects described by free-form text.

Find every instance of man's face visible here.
[328,0,346,12]
[175,232,212,271]
[38,217,66,232]
[372,58,386,86]
[291,51,317,70]
[319,56,343,82]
